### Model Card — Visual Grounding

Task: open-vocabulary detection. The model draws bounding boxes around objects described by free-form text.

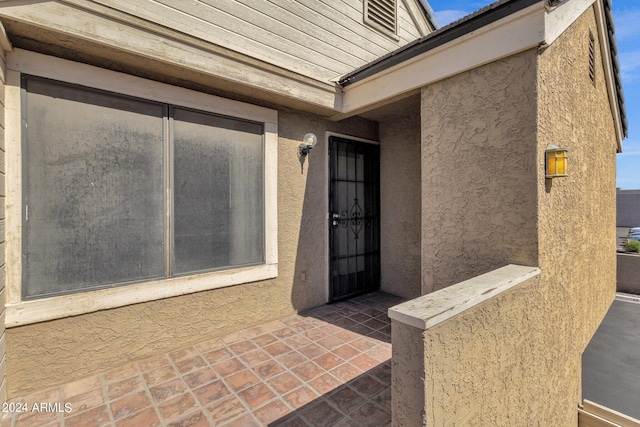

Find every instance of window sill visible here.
[5,263,277,327]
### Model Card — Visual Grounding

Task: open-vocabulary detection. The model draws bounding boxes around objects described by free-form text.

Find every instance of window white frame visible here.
[4,49,278,327]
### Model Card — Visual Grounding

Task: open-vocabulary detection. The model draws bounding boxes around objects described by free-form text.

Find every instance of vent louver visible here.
[588,32,596,84]
[365,0,397,37]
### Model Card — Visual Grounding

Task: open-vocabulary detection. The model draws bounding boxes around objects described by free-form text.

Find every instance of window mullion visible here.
[166,106,174,278]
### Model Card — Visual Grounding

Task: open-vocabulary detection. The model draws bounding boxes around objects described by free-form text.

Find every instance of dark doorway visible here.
[328,136,380,302]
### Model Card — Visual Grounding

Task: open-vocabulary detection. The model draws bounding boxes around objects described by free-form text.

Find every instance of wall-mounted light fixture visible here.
[545,144,568,178]
[299,133,318,156]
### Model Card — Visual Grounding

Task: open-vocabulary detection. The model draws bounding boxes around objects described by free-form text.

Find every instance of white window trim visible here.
[4,49,278,327]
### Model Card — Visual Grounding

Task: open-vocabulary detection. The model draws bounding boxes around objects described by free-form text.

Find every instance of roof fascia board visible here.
[593,0,624,151]
[333,2,546,120]
[339,0,541,87]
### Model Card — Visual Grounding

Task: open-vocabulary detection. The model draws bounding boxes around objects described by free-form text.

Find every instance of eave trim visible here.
[339,0,541,87]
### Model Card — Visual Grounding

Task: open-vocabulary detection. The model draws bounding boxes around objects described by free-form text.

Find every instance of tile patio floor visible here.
[1,291,404,427]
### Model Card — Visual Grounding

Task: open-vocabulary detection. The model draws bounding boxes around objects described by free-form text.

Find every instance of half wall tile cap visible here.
[388,264,541,330]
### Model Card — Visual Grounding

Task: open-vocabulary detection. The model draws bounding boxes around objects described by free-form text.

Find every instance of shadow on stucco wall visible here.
[278,110,379,312]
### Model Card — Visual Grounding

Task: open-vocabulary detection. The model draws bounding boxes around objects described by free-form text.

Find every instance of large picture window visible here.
[172,107,264,275]
[22,76,265,299]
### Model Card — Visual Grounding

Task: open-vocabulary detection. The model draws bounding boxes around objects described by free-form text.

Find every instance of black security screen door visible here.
[329,136,380,302]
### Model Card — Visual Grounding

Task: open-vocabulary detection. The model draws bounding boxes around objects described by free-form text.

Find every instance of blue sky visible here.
[426,0,640,189]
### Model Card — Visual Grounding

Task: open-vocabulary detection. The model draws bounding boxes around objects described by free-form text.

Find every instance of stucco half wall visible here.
[390,266,544,426]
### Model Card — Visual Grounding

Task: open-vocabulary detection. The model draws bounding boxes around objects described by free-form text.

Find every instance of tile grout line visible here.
[98,373,116,427]
[133,361,157,426]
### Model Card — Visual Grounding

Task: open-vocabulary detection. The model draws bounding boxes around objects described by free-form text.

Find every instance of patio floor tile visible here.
[149,379,186,404]
[165,410,209,427]
[267,372,302,395]
[277,351,307,369]
[308,373,341,395]
[253,399,290,425]
[193,380,229,405]
[110,390,151,420]
[175,356,208,375]
[219,413,261,427]
[157,393,197,420]
[66,389,105,414]
[205,395,245,424]
[225,369,261,392]
[142,366,178,387]
[183,368,217,389]
[212,358,246,377]
[330,363,363,382]
[65,405,111,427]
[240,349,272,367]
[300,400,343,427]
[1,291,402,426]
[115,407,161,427]
[107,376,145,401]
[13,409,59,427]
[236,382,275,409]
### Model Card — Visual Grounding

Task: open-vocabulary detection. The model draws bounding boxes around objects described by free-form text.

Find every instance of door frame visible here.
[324,132,380,303]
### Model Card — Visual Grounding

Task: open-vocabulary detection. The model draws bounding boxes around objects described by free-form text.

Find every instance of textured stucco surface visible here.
[6,108,378,397]
[390,320,426,427]
[380,112,421,299]
[397,6,618,426]
[536,8,617,405]
[420,49,539,294]
[422,276,545,425]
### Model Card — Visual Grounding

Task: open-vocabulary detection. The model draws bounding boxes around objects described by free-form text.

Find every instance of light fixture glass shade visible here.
[303,133,317,148]
[545,145,568,178]
[299,133,318,156]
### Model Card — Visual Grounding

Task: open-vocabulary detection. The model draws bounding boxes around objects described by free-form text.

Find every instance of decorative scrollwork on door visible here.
[349,198,363,239]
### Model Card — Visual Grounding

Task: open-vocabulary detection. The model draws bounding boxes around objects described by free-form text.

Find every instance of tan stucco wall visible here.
[420,49,539,294]
[380,112,421,299]
[405,6,618,426]
[536,7,617,421]
[5,107,377,397]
